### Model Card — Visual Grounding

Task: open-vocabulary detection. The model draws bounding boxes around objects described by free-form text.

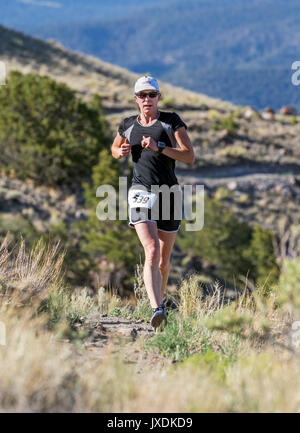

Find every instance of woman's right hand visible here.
[118,138,131,158]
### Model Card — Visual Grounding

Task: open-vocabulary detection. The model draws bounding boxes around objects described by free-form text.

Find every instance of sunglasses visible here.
[136,92,159,99]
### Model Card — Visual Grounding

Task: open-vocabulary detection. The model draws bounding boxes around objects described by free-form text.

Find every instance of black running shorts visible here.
[128,186,182,233]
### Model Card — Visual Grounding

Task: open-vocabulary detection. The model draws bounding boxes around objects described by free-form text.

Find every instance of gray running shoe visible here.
[150,305,167,329]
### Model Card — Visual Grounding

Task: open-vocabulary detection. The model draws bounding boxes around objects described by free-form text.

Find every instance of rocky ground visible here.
[0,175,87,233]
[1,24,300,286]
[79,314,170,372]
[177,164,300,247]
[1,160,299,267]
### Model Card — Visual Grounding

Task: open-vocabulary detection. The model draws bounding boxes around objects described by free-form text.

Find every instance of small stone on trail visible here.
[131,328,138,337]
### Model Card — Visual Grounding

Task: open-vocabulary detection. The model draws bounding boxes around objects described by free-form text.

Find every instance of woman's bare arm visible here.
[111,133,131,159]
[141,127,195,164]
[163,127,195,164]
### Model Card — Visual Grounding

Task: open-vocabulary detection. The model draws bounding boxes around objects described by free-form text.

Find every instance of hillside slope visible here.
[0,24,233,110]
[1,24,300,264]
[3,0,299,110]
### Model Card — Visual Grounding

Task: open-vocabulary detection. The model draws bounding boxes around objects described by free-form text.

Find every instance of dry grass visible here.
[0,235,65,304]
[0,236,300,412]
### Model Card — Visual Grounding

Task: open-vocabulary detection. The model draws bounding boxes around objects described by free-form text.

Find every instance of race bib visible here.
[128,189,157,209]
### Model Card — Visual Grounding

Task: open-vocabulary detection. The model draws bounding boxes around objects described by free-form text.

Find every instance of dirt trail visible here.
[82,315,171,371]
[176,162,300,185]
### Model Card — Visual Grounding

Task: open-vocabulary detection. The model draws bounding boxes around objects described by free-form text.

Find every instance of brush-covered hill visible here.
[0,24,299,290]
[2,0,300,110]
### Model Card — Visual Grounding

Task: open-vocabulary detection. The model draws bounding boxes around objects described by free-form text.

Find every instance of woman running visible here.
[111,75,194,329]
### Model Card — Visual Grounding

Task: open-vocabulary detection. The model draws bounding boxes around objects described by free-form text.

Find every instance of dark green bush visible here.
[178,197,279,288]
[74,148,142,289]
[178,197,253,282]
[211,114,238,136]
[0,71,111,186]
[244,224,280,293]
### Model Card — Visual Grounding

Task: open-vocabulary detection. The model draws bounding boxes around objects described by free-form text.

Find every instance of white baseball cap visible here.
[134,75,160,94]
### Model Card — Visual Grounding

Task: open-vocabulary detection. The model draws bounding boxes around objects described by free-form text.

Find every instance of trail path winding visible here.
[82,315,171,371]
[176,162,300,186]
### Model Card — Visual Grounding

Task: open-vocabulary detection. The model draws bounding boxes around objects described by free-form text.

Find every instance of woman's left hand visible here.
[141,136,158,151]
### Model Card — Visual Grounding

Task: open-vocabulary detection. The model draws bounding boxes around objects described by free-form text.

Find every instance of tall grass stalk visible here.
[0,238,299,412]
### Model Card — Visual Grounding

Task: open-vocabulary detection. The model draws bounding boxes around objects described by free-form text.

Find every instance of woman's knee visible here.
[144,240,160,266]
[159,259,170,273]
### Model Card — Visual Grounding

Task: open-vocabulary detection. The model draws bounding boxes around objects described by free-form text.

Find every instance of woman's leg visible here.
[134,221,162,309]
[158,230,177,300]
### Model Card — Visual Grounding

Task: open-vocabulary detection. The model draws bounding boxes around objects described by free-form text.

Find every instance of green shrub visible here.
[218,145,247,159]
[42,286,97,327]
[244,224,280,293]
[206,305,253,334]
[207,109,220,120]
[181,349,232,381]
[214,186,233,200]
[290,116,299,124]
[160,97,176,108]
[75,149,142,289]
[0,71,111,186]
[144,311,212,362]
[178,197,253,283]
[275,257,300,310]
[178,198,279,289]
[211,114,239,136]
[0,214,37,245]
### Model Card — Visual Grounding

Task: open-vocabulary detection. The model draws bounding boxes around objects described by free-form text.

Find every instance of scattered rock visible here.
[262,107,275,120]
[274,184,295,199]
[227,180,238,190]
[280,106,298,116]
[257,198,268,207]
[217,129,230,140]
[237,193,249,204]
[244,107,260,120]
[130,328,138,338]
[274,184,283,194]
[0,175,87,232]
[63,195,77,212]
[264,107,276,114]
[21,207,34,218]
[75,209,88,220]
[49,208,61,226]
[281,186,295,200]
[5,189,22,201]
[199,103,209,111]
[290,176,300,187]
